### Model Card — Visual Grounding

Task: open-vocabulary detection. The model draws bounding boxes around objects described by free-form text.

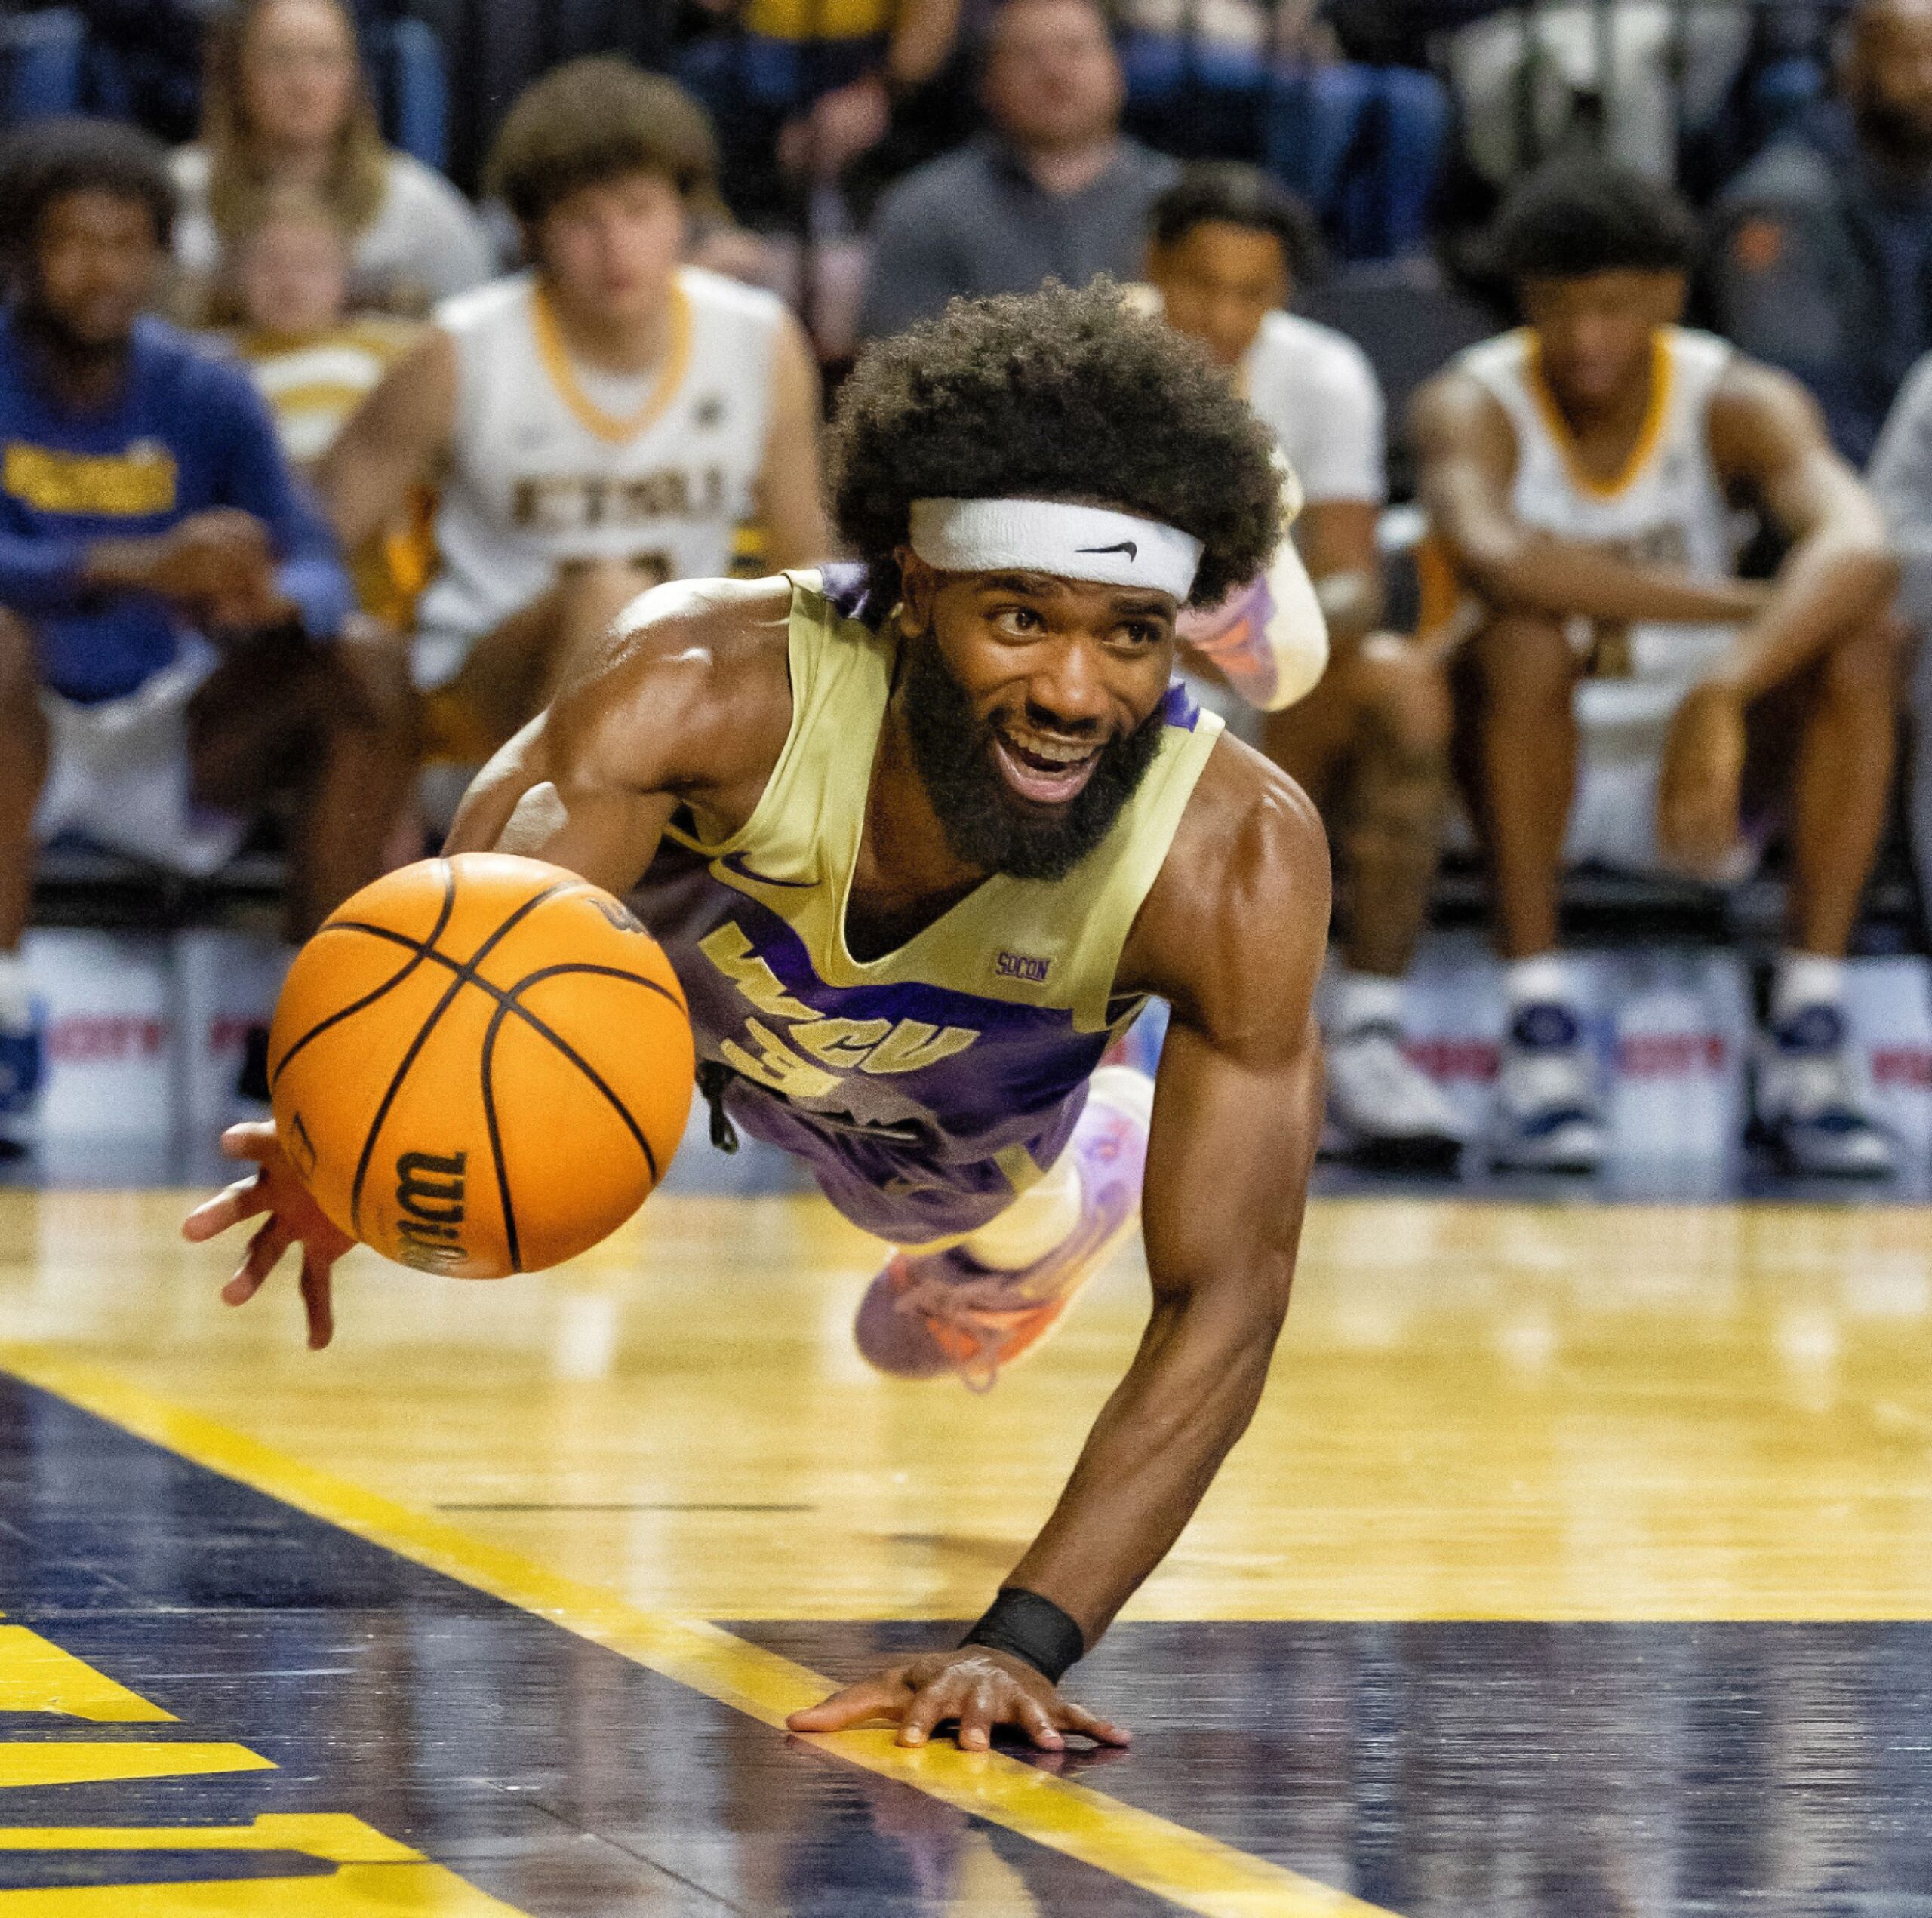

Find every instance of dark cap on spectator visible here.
[1149,163,1322,281]
[486,57,724,226]
[0,115,176,261]
[1487,158,1697,282]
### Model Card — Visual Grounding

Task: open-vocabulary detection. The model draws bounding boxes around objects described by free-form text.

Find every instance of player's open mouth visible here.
[991,726,1103,805]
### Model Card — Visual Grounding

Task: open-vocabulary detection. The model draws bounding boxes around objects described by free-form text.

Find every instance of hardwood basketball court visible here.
[2,1180,1927,1913]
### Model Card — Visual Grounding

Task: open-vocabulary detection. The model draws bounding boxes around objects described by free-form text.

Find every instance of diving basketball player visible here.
[1412,161,1903,1177]
[314,56,829,760]
[186,281,1328,1750]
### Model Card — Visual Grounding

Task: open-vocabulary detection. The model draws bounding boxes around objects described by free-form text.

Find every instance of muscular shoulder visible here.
[1706,352,1834,472]
[548,573,797,814]
[1407,361,1515,466]
[1121,733,1330,1056]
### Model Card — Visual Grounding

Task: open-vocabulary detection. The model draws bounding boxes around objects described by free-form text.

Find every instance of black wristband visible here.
[960,1587,1085,1684]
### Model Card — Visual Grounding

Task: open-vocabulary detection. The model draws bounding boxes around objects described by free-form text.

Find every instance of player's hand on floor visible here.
[786,1648,1131,1752]
[180,1122,353,1351]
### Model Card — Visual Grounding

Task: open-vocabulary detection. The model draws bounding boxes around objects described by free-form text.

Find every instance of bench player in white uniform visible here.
[315,57,829,762]
[1413,161,1903,1177]
[1146,164,1466,1166]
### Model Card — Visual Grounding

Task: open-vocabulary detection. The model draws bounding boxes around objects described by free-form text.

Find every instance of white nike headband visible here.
[907,498,1204,600]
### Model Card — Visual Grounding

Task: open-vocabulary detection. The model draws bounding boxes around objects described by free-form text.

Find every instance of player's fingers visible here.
[1014,1692,1064,1751]
[222,1219,291,1304]
[955,1680,999,1752]
[181,1175,266,1243]
[896,1679,960,1747]
[299,1254,335,1351]
[785,1677,909,1734]
[221,1256,272,1307]
[1057,1701,1132,1747]
[219,1122,281,1164]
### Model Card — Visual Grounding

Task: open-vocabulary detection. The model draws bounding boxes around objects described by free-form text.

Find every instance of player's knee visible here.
[1469,611,1574,705]
[312,629,421,750]
[1355,633,1452,765]
[1820,613,1909,712]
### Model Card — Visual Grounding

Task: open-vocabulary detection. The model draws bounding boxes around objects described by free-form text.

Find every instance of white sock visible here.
[959,1152,1083,1270]
[955,1066,1151,1271]
[1505,952,1577,1010]
[0,951,32,1034]
[1773,950,1846,1023]
[1328,969,1405,1038]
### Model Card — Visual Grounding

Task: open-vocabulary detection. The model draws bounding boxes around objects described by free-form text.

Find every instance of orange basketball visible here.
[267,852,694,1279]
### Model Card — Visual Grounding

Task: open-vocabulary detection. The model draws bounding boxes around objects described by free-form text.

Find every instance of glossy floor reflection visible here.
[3,1187,1932,1913]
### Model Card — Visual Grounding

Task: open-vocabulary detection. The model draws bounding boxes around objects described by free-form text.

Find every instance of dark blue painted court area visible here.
[5,1373,1932,1916]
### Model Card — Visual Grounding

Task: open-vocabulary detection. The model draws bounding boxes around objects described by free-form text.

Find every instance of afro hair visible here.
[1488,158,1697,284]
[827,278,1284,612]
[0,116,174,264]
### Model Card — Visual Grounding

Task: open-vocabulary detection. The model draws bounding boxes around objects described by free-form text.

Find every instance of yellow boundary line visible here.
[1,1348,1395,1918]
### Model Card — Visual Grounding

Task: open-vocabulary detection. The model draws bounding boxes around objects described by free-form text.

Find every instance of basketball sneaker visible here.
[1749,1002,1895,1179]
[1489,1000,1607,1173]
[1324,1022,1467,1166]
[854,1068,1151,1392]
[1176,575,1281,709]
[0,1014,43,1152]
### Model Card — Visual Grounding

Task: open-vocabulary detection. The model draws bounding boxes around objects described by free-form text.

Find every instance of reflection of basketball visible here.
[268,852,694,1280]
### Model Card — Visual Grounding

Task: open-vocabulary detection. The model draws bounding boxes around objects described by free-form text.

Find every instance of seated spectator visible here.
[0,119,415,1129]
[858,0,1178,340]
[1867,352,1932,951]
[171,0,494,319]
[1142,163,1463,1163]
[1706,0,1932,466]
[315,58,829,767]
[1412,161,1902,1178]
[677,0,966,229]
[214,183,427,628]
[1121,0,1448,263]
[1263,11,1448,263]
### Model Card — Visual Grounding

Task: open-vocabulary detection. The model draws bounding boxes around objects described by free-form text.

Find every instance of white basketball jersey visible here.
[1455,324,1740,706]
[417,266,783,651]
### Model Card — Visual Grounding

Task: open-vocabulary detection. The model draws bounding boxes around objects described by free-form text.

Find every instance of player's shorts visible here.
[715,1070,1087,1243]
[1564,620,1766,881]
[34,641,246,878]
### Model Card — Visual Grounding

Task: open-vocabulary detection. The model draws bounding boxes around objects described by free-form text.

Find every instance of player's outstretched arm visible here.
[181,579,797,1345]
[790,745,1331,1750]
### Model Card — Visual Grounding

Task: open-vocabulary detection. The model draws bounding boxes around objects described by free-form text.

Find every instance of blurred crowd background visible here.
[12,0,1932,1185]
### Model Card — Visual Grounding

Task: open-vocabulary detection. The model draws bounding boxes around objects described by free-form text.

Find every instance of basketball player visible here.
[1411,161,1903,1176]
[314,57,829,761]
[186,281,1328,1749]
[1146,163,1465,1165]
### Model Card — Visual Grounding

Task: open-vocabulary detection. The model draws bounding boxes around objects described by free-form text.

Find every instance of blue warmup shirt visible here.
[0,308,354,702]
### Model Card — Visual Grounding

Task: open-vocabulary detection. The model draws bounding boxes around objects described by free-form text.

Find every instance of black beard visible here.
[1857,93,1932,173]
[14,297,131,381]
[897,627,1166,882]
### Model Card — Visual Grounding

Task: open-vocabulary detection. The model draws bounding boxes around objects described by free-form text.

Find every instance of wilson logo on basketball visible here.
[395,1151,469,1271]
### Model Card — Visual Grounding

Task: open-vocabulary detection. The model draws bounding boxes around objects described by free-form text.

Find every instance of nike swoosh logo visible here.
[718,850,816,889]
[1075,540,1137,561]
